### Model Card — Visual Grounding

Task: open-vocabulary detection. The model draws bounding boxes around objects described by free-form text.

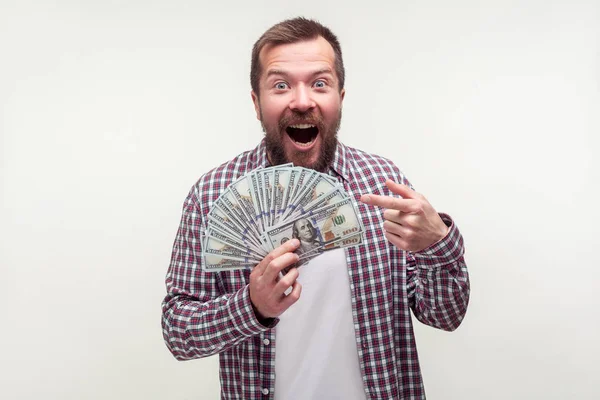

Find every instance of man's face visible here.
[251,37,345,172]
[295,219,314,241]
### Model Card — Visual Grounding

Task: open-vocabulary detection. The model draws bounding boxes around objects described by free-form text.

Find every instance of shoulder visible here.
[187,148,259,211]
[341,143,411,188]
[345,145,400,172]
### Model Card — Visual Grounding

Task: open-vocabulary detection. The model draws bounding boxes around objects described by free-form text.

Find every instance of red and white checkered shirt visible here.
[162,139,470,399]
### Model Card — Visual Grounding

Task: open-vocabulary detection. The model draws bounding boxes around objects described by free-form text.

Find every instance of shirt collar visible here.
[252,138,352,182]
[252,139,270,169]
[329,140,352,182]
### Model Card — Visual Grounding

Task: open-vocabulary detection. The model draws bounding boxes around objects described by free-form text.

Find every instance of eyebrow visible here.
[265,68,334,79]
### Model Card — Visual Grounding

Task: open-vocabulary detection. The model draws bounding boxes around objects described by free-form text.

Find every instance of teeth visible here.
[289,124,315,129]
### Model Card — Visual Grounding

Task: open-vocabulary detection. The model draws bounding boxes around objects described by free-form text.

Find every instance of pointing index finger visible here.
[360,194,416,212]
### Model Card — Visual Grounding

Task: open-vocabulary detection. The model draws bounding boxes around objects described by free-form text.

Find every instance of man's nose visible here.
[289,84,315,113]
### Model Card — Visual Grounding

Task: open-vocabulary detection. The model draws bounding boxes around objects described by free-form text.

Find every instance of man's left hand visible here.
[360,179,449,252]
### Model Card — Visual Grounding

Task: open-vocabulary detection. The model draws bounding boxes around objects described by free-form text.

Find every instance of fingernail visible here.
[360,195,370,202]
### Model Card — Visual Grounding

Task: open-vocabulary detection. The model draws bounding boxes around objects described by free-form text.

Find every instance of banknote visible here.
[205,226,267,258]
[201,165,365,272]
[271,168,292,227]
[298,233,363,260]
[288,187,347,220]
[263,198,363,257]
[202,253,258,272]
[207,203,263,249]
[203,235,264,262]
[248,171,265,232]
[283,173,341,220]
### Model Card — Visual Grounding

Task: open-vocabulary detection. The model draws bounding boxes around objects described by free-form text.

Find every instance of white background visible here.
[1,0,599,399]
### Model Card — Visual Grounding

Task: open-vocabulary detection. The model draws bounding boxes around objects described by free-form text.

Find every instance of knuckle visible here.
[276,277,290,290]
[269,256,287,271]
[284,276,297,289]
[413,201,424,213]
[289,291,300,302]
[267,257,280,271]
[277,255,297,271]
[283,268,298,281]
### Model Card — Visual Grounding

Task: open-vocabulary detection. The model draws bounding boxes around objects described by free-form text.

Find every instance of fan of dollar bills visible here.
[202,164,365,272]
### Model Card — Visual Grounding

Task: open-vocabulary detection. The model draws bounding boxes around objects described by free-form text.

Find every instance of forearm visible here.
[162,285,275,360]
[162,189,275,360]
[407,213,470,331]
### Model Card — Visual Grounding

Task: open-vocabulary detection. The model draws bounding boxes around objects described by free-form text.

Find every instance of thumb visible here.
[385,179,417,199]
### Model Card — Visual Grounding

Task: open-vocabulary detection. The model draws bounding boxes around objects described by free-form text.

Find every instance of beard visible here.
[261,108,342,172]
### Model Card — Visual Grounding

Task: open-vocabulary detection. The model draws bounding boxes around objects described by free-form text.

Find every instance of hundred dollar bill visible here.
[263,198,363,257]
[213,192,246,229]
[298,233,364,260]
[280,233,364,272]
[272,167,292,227]
[208,203,263,249]
[201,253,257,272]
[218,188,262,239]
[205,226,267,258]
[202,234,263,262]
[286,168,312,209]
[288,187,347,220]
[283,173,341,220]
[248,171,265,233]
[262,169,274,227]
[256,170,268,228]
[229,175,262,234]
[253,164,292,230]
[204,217,264,255]
[291,170,318,205]
[279,168,298,219]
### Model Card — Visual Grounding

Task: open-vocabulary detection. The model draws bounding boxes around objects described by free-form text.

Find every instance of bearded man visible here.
[162,17,470,400]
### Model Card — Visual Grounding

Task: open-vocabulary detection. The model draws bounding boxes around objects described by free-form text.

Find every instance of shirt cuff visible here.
[411,213,465,269]
[229,285,279,336]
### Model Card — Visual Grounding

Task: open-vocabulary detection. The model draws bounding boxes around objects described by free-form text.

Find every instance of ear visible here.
[340,88,346,103]
[251,90,261,121]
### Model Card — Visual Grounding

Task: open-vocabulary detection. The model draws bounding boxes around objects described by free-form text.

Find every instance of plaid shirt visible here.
[162,139,470,399]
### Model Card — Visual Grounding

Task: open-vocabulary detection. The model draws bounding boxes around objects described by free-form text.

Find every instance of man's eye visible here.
[275,82,288,90]
[314,80,326,88]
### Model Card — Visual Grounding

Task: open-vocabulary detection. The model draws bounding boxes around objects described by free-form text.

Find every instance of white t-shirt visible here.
[274,249,366,400]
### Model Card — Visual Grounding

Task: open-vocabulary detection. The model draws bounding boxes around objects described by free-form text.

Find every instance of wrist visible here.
[251,300,275,326]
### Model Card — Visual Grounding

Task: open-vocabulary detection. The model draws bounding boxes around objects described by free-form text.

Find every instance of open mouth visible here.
[285,124,319,147]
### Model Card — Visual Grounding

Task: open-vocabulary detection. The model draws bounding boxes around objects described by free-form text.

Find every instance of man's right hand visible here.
[249,238,302,319]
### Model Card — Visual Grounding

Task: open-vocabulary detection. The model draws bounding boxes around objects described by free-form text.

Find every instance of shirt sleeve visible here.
[406,213,470,331]
[161,188,277,361]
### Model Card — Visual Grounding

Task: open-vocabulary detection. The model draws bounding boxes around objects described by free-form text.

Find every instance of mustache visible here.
[278,111,324,130]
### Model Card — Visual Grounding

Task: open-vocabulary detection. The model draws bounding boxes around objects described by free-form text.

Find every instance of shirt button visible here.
[362,342,368,349]
[422,278,428,285]
[262,388,269,395]
[263,338,270,345]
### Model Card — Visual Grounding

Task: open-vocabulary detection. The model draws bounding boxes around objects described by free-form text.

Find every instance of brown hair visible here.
[250,17,345,96]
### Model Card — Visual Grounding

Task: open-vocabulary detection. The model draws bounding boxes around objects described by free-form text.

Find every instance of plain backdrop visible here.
[1,0,599,399]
